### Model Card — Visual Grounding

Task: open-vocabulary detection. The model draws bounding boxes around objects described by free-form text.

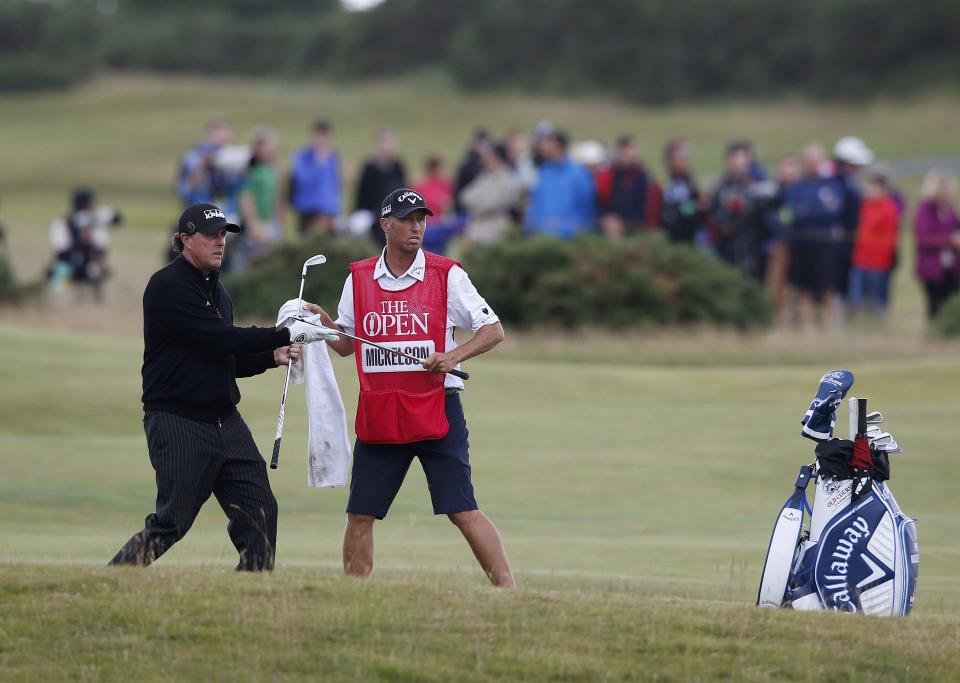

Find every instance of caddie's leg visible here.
[343,437,415,577]
[342,513,376,577]
[448,510,516,588]
[213,412,278,571]
[421,392,515,587]
[109,412,220,566]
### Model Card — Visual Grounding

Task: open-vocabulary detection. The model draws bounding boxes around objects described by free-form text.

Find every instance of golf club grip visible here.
[858,397,868,436]
[449,369,469,380]
[270,438,280,469]
[271,403,285,470]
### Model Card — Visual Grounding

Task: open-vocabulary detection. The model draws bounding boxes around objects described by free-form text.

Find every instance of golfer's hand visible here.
[274,344,303,366]
[422,352,458,374]
[302,302,337,328]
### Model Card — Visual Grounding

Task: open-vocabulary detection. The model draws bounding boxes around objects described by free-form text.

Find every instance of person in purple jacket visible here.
[914,168,960,319]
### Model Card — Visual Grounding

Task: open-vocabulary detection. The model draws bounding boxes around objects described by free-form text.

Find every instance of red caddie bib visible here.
[351,252,458,444]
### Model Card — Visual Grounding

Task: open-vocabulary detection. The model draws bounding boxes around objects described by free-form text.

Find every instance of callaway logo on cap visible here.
[380,188,434,219]
[178,202,242,235]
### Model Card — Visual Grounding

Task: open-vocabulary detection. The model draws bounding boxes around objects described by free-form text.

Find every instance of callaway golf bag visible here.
[757,370,919,616]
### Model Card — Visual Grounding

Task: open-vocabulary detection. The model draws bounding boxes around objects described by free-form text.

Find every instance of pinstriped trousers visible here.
[109,410,278,571]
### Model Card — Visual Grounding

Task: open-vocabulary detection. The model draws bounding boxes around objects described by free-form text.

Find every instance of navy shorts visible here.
[346,392,477,519]
[789,239,845,301]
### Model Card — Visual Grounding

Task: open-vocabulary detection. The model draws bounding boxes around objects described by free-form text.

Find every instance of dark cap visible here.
[380,188,434,219]
[178,203,241,235]
[73,187,94,211]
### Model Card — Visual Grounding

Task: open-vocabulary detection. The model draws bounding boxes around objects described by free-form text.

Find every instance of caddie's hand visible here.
[302,301,337,329]
[273,344,303,366]
[422,351,458,374]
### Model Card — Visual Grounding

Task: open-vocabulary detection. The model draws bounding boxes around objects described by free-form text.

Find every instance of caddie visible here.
[109,203,337,571]
[307,187,515,587]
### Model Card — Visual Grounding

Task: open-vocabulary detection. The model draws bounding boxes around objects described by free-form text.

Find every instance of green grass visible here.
[2,74,960,680]
[2,566,959,683]
[1,322,959,680]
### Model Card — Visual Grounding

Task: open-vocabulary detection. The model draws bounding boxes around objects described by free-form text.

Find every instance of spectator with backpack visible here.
[660,138,705,244]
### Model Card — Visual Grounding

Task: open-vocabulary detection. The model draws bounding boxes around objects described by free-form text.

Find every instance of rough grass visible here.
[1,566,958,682]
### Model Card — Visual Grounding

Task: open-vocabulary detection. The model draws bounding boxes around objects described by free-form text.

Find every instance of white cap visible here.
[571,140,608,167]
[834,136,874,166]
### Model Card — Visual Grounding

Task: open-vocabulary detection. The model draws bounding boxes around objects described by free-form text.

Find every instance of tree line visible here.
[2,0,958,102]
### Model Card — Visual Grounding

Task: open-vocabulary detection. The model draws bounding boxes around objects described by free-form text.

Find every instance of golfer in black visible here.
[109,203,334,570]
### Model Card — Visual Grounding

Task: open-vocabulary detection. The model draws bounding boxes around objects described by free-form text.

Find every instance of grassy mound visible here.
[2,565,958,682]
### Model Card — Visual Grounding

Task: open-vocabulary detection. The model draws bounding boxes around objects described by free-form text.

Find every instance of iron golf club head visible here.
[866,411,884,425]
[301,254,327,275]
[874,440,902,453]
[870,432,894,447]
[866,425,882,438]
[275,315,312,330]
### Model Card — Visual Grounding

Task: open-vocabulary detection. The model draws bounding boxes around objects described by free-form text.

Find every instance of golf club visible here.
[271,254,326,470]
[286,315,470,381]
[850,396,872,501]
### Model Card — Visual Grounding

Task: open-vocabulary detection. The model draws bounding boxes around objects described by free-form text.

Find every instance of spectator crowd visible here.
[39,115,960,325]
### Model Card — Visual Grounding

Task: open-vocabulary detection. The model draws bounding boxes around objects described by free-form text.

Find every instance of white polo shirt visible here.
[335,249,500,390]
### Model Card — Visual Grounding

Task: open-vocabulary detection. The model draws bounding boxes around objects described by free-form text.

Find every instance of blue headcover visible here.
[801,370,855,442]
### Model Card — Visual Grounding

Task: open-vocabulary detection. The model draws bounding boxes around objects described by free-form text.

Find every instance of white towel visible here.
[277,300,352,488]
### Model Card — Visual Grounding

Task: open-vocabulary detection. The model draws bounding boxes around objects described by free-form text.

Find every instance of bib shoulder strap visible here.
[350,255,379,275]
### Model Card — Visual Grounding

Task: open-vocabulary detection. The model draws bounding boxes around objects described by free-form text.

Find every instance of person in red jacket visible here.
[848,168,900,319]
[306,188,515,588]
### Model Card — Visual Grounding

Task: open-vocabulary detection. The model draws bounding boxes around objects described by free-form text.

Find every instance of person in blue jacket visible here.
[784,144,848,326]
[288,120,342,236]
[524,131,596,238]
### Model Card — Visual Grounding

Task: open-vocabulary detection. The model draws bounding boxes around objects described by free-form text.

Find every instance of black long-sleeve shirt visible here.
[354,158,406,213]
[141,256,290,421]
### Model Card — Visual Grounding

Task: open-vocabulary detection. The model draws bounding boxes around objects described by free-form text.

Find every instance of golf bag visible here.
[757,370,919,616]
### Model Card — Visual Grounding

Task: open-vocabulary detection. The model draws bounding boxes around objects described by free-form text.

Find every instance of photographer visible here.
[48,188,122,301]
[709,142,779,282]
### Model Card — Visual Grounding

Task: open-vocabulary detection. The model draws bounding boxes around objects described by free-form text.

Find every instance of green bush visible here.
[931,295,960,338]
[0,248,44,305]
[224,235,379,320]
[462,235,771,330]
[227,234,772,330]
[0,251,18,302]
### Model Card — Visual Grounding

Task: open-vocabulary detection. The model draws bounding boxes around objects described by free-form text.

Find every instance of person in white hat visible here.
[831,137,875,304]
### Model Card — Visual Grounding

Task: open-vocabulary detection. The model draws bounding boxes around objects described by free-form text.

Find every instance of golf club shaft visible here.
[292,316,469,380]
[857,397,868,437]
[270,274,307,469]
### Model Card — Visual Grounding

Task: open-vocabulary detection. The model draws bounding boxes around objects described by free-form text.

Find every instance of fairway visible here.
[2,74,960,680]
[2,321,960,680]
[2,323,959,596]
